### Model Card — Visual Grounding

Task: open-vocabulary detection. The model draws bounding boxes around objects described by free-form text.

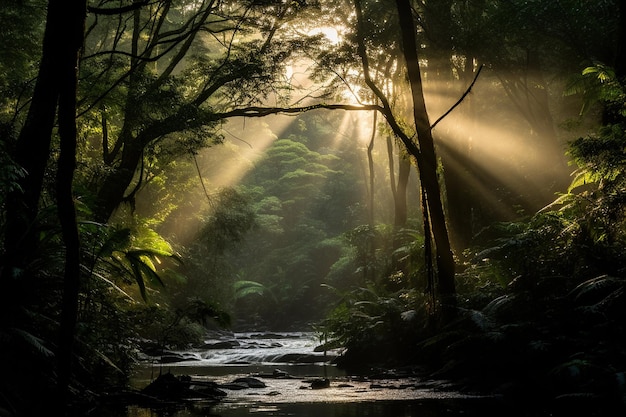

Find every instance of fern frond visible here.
[568,169,598,193]
[233,280,266,299]
[11,329,55,358]
[569,275,622,305]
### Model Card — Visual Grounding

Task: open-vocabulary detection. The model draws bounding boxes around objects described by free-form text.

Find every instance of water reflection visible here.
[97,398,525,417]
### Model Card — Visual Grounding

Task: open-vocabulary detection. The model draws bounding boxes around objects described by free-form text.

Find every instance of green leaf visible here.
[568,169,597,193]
[233,280,266,299]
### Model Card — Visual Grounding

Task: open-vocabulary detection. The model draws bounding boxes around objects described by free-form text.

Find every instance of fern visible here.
[569,275,623,305]
[10,328,54,358]
[233,280,266,299]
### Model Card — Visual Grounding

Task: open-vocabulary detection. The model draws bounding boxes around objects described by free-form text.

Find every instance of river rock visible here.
[273,353,331,363]
[141,372,222,402]
[203,340,240,349]
[219,382,251,390]
[250,332,291,339]
[232,377,266,388]
[158,352,200,363]
[253,368,294,379]
[310,378,330,389]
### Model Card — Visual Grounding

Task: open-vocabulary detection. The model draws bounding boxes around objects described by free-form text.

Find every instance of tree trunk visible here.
[2,0,64,273]
[394,154,410,229]
[395,0,456,317]
[94,131,143,222]
[2,0,86,413]
[367,111,377,225]
[55,0,87,411]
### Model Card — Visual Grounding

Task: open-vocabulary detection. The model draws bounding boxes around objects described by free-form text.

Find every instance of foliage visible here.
[318,283,428,369]
[216,126,369,329]
[317,223,432,367]
[180,186,258,309]
[0,129,27,201]
[0,0,45,122]
[1,0,625,413]
[84,220,181,301]
[198,187,258,255]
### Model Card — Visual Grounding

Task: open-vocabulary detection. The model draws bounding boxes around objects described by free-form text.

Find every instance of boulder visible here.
[203,340,240,349]
[232,377,266,388]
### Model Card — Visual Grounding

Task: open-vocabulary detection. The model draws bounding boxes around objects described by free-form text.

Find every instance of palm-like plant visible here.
[84,222,181,301]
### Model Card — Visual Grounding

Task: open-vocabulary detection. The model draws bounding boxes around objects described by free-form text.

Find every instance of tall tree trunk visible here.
[352,0,455,316]
[395,0,456,318]
[55,0,86,411]
[0,1,64,412]
[2,1,63,274]
[2,0,86,413]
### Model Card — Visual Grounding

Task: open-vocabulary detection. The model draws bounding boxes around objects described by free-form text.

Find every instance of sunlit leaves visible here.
[233,279,266,299]
[582,65,616,84]
[88,223,180,301]
[566,63,625,117]
[569,126,626,186]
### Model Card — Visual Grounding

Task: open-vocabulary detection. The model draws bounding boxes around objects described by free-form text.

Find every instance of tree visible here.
[342,0,457,318]
[55,0,86,410]
[2,0,87,414]
[78,0,331,223]
[393,0,456,315]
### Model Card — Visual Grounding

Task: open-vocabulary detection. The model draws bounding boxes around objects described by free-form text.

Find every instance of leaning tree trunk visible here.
[394,0,456,319]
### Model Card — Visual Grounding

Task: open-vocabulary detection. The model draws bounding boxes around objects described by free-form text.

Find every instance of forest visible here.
[0,0,625,416]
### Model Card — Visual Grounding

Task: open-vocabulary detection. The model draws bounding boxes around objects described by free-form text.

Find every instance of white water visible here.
[194,331,332,366]
[141,331,336,368]
[136,331,343,382]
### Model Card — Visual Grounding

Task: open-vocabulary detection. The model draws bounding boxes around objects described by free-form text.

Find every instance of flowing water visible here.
[94,332,528,417]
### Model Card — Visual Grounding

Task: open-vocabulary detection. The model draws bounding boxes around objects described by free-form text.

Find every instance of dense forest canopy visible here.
[1,0,625,416]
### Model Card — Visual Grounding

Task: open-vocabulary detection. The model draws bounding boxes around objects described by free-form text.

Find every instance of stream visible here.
[93,332,533,417]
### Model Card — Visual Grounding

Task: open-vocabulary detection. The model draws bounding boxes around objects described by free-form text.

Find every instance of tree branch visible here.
[353,0,422,160]
[88,1,152,15]
[430,64,484,130]
[214,103,383,118]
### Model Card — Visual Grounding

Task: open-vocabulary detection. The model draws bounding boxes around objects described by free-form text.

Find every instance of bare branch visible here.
[88,1,153,16]
[430,64,484,130]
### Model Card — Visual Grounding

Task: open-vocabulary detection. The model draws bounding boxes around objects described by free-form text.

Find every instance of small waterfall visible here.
[150,332,337,366]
